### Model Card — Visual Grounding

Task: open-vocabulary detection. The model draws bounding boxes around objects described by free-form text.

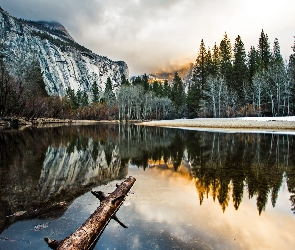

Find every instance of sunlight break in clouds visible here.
[1,0,295,76]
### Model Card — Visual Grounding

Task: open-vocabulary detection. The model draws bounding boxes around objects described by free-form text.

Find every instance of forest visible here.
[0,29,295,120]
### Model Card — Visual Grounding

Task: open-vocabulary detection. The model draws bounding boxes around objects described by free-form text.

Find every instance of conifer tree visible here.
[211,43,220,77]
[232,35,248,101]
[171,72,185,115]
[132,76,142,85]
[271,38,283,66]
[205,47,214,77]
[104,77,116,103]
[186,81,201,118]
[121,74,130,85]
[258,29,271,69]
[248,46,259,83]
[142,73,150,92]
[81,90,89,107]
[163,79,171,98]
[288,37,295,114]
[91,81,100,104]
[193,39,208,91]
[219,32,233,85]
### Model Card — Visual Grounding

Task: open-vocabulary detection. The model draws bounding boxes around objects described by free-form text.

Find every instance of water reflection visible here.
[0,124,295,249]
[125,127,295,215]
[0,125,127,233]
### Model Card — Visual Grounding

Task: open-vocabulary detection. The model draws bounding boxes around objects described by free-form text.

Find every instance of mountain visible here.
[0,7,128,97]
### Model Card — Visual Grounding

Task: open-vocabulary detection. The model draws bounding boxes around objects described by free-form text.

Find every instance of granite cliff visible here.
[0,7,129,97]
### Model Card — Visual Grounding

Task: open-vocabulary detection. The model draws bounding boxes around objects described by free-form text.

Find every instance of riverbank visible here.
[0,117,101,129]
[138,117,295,132]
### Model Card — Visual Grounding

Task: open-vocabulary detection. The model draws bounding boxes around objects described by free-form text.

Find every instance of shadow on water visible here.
[0,123,295,249]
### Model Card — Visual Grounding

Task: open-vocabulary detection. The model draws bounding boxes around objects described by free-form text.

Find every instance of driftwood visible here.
[45,176,136,250]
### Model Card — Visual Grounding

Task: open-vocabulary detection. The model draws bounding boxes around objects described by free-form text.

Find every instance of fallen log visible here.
[45,176,136,250]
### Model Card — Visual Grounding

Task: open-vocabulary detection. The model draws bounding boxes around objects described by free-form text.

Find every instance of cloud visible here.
[1,0,295,76]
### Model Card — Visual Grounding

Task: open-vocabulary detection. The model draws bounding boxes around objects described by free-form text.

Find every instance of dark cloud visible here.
[1,0,295,76]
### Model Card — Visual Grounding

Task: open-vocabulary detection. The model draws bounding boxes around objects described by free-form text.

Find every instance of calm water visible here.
[0,124,294,249]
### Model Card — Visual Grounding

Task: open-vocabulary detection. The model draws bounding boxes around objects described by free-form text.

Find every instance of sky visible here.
[1,0,295,76]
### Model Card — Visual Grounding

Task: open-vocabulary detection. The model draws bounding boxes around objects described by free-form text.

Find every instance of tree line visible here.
[1,29,295,120]
[187,30,295,118]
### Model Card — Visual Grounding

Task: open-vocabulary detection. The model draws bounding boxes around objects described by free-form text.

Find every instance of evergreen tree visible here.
[66,87,79,109]
[193,39,208,91]
[81,90,89,107]
[205,47,214,77]
[248,46,259,83]
[163,79,171,98]
[219,32,233,85]
[25,61,48,97]
[211,42,220,77]
[104,77,116,103]
[258,29,271,69]
[171,72,186,115]
[186,81,201,118]
[121,74,130,85]
[288,38,295,114]
[152,80,163,97]
[132,76,142,86]
[271,38,283,66]
[232,35,248,101]
[91,81,100,104]
[142,73,150,92]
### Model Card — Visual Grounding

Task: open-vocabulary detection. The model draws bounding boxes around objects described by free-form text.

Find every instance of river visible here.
[0,124,294,249]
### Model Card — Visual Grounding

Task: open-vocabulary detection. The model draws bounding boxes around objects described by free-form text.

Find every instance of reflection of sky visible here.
[1,165,294,249]
[99,166,295,250]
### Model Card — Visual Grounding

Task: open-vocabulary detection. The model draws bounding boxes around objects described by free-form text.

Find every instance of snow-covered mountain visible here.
[0,7,129,96]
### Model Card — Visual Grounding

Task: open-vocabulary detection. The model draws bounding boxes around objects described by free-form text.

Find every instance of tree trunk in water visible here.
[45,176,136,250]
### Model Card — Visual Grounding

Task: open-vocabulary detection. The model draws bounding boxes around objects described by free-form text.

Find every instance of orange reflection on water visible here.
[128,164,295,250]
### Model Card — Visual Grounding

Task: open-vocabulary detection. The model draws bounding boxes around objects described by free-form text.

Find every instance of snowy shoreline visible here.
[138,116,295,134]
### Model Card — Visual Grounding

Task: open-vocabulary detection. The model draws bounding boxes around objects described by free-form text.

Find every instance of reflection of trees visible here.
[188,133,293,214]
[122,126,295,215]
[1,123,295,234]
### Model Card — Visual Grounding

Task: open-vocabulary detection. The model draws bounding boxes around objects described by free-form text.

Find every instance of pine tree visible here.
[258,29,271,70]
[248,46,259,83]
[193,39,208,91]
[132,76,142,85]
[142,74,150,92]
[271,38,283,66]
[104,77,116,103]
[121,74,130,85]
[163,79,171,98]
[232,35,248,101]
[81,90,89,107]
[288,37,295,114]
[205,47,214,77]
[25,61,48,97]
[211,43,220,77]
[66,87,79,109]
[219,32,233,85]
[186,81,201,118]
[171,72,185,115]
[91,81,100,104]
[152,80,163,97]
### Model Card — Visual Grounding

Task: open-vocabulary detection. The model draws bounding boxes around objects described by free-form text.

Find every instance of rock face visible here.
[0,7,129,97]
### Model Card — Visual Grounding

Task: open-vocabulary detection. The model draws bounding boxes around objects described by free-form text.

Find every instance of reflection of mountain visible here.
[1,124,295,234]
[0,125,127,233]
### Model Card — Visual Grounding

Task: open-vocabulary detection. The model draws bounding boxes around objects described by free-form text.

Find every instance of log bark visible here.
[45,176,136,250]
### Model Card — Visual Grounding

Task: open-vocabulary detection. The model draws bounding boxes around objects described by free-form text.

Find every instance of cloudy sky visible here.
[1,0,295,76]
